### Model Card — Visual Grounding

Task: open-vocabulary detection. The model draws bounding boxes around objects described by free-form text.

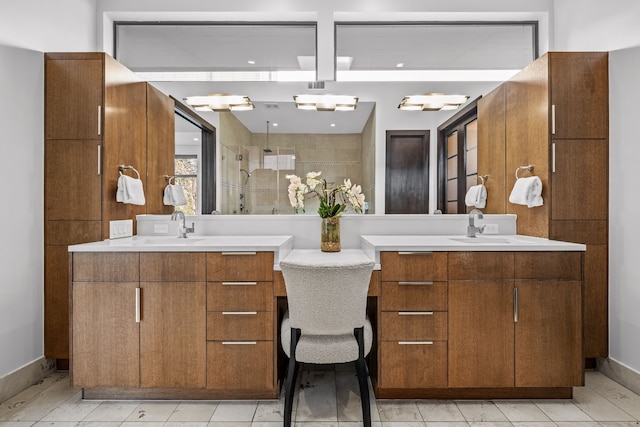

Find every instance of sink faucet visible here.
[171,211,195,238]
[467,209,486,238]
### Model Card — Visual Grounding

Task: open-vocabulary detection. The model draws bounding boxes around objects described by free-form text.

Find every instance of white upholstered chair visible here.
[280,249,375,427]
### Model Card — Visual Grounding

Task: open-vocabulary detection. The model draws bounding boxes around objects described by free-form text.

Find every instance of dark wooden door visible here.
[385,130,429,214]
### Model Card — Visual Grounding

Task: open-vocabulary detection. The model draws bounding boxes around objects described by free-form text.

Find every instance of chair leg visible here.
[284,328,301,427]
[354,327,371,427]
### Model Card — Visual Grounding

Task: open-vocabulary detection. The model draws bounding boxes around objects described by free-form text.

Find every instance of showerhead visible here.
[263,120,272,153]
[263,148,273,153]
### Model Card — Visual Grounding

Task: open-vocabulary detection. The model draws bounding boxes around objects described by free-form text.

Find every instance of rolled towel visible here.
[117,173,146,205]
[509,176,543,208]
[163,184,187,206]
[465,184,487,208]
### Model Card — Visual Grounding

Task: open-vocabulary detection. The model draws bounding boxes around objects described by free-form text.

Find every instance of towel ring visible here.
[477,175,488,185]
[164,175,176,185]
[515,165,534,180]
[119,165,140,179]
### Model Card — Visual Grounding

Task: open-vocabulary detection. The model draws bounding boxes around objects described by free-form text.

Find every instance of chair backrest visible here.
[280,254,374,335]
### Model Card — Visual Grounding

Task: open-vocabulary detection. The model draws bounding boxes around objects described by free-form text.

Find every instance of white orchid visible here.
[285,171,365,217]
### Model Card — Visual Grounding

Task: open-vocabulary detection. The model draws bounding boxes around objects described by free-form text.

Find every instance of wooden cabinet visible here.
[45,53,176,360]
[378,251,448,389]
[205,252,275,392]
[477,52,609,358]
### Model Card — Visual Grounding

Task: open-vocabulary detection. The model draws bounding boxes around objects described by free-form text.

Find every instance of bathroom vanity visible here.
[68,231,585,400]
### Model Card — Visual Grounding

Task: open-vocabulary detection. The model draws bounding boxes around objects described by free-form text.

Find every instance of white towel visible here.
[509,176,543,208]
[163,184,187,206]
[465,184,487,208]
[116,173,146,205]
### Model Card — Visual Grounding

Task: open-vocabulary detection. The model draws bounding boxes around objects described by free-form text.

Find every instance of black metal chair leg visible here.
[284,328,301,427]
[354,327,371,427]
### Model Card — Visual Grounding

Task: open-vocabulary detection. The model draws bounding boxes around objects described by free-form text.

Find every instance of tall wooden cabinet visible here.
[477,52,609,358]
[45,53,175,361]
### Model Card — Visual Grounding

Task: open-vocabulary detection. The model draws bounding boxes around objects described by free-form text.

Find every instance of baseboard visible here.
[0,357,56,403]
[597,357,640,396]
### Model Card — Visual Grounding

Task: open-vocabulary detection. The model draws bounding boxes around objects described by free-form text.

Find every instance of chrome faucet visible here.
[171,211,195,238]
[467,209,486,238]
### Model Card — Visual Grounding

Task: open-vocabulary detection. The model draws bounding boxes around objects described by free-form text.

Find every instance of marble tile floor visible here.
[1,364,639,427]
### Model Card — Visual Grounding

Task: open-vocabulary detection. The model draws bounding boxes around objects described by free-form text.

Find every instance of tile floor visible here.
[1,365,639,427]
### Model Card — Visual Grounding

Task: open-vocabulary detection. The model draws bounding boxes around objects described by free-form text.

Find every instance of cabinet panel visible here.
[380,251,447,281]
[45,220,102,245]
[584,245,608,358]
[551,140,608,220]
[207,281,273,312]
[140,253,205,282]
[515,280,583,387]
[45,57,103,140]
[206,341,273,390]
[44,246,71,359]
[72,252,139,282]
[550,220,608,245]
[380,281,447,311]
[45,140,102,221]
[380,311,447,341]
[140,282,206,388]
[71,281,140,388]
[207,252,274,281]
[207,311,273,341]
[448,252,514,280]
[448,281,515,388]
[514,251,582,281]
[380,341,447,388]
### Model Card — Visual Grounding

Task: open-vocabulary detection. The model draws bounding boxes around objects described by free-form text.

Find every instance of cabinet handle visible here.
[97,145,101,175]
[398,281,433,286]
[398,251,433,255]
[97,105,102,136]
[551,104,556,135]
[222,341,257,345]
[514,287,519,323]
[552,143,556,173]
[398,311,433,315]
[222,281,257,286]
[221,251,256,256]
[398,341,433,345]
[135,287,141,323]
[222,311,258,315]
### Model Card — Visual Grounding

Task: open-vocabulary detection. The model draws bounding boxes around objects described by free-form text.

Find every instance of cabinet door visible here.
[71,281,140,388]
[45,57,103,140]
[448,280,515,388]
[515,280,583,387]
[140,281,206,388]
[45,140,102,221]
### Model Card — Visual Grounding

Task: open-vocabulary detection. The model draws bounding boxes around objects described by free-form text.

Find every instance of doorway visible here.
[385,130,430,214]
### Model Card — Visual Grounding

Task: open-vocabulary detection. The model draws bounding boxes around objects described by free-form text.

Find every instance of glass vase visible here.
[320,217,341,252]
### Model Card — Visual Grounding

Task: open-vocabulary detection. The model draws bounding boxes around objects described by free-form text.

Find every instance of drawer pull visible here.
[135,287,141,323]
[398,251,433,255]
[398,341,433,345]
[514,287,519,323]
[222,341,257,345]
[398,311,434,316]
[221,251,257,256]
[222,311,257,315]
[398,281,434,286]
[221,281,258,286]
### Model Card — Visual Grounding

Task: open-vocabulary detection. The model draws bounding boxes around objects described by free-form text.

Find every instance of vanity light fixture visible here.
[293,94,358,111]
[184,94,255,112]
[398,93,469,111]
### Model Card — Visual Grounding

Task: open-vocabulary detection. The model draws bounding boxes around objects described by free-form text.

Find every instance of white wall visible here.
[0,0,96,378]
[553,0,640,374]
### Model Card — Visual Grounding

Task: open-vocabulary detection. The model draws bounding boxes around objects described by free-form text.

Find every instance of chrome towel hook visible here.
[118,164,140,179]
[164,175,176,185]
[478,175,488,185]
[515,165,534,180]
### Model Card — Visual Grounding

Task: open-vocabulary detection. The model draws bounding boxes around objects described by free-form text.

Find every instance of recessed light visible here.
[193,137,199,141]
[396,63,404,68]
[247,60,255,65]
[272,123,278,127]
[330,123,336,127]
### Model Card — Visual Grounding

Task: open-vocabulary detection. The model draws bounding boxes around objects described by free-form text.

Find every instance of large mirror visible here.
[115,21,537,214]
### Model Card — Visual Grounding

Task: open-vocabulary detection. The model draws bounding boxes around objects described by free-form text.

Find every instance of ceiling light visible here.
[184,94,254,112]
[272,123,278,127]
[293,94,358,112]
[247,60,255,64]
[396,63,404,68]
[398,93,469,111]
[330,123,336,127]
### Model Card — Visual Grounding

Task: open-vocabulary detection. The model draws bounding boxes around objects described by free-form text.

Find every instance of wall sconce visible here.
[398,93,469,111]
[184,94,255,112]
[294,94,358,111]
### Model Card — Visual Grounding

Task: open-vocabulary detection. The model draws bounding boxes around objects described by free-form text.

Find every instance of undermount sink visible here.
[132,237,205,246]
[449,237,512,244]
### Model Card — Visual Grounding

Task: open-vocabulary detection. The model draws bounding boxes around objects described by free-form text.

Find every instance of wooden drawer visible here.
[72,253,139,282]
[380,251,447,281]
[380,340,447,388]
[207,252,273,281]
[514,252,582,281]
[381,281,447,311]
[448,252,514,280]
[380,311,447,341]
[207,311,273,341]
[140,253,206,282]
[207,341,273,390]
[207,281,273,312]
